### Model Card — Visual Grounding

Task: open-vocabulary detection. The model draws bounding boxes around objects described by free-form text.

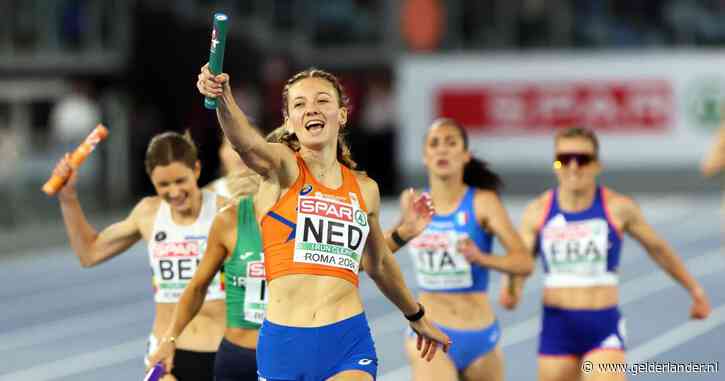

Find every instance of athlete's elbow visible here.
[364,259,385,279]
[78,254,99,268]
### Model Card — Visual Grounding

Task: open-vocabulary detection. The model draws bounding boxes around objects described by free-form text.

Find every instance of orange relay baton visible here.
[42,124,109,196]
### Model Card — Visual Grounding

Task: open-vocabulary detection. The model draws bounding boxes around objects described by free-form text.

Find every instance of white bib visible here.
[540,216,616,287]
[293,193,369,273]
[243,256,267,324]
[409,230,473,290]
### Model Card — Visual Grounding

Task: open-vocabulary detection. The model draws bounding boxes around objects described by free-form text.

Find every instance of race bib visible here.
[243,260,267,324]
[293,195,369,273]
[541,218,609,277]
[151,238,222,300]
[409,230,473,290]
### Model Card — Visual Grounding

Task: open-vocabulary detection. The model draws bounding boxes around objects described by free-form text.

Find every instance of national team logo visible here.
[300,184,313,196]
[355,210,368,226]
[155,231,167,242]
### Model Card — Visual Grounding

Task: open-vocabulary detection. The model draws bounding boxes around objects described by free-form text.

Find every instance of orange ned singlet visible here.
[261,155,370,287]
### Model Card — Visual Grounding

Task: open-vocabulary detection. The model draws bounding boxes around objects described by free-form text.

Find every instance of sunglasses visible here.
[554,153,596,168]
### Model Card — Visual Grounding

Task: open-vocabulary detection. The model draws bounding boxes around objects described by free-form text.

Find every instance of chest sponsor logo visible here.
[153,241,200,258]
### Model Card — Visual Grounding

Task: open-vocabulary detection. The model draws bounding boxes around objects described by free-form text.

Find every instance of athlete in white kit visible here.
[52,131,226,381]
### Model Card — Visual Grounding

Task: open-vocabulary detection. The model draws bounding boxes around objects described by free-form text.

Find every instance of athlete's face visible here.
[423,122,471,180]
[150,161,201,213]
[286,77,347,150]
[219,137,246,175]
[554,137,601,192]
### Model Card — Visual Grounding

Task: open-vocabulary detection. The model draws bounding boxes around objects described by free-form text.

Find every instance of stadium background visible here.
[1,1,724,380]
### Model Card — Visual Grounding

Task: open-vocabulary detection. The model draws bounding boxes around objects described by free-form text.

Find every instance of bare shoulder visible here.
[602,186,639,218]
[522,190,552,225]
[353,172,381,212]
[215,201,239,229]
[473,188,501,204]
[215,194,230,209]
[132,196,161,220]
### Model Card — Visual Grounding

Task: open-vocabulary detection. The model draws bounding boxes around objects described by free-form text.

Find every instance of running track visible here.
[1,194,723,380]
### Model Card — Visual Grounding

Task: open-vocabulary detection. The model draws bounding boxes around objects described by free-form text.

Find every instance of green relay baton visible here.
[204,12,229,110]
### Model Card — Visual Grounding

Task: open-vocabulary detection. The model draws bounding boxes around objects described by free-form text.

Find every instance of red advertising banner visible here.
[436,80,673,133]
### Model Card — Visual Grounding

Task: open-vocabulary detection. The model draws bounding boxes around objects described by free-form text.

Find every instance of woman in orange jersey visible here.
[197,65,450,381]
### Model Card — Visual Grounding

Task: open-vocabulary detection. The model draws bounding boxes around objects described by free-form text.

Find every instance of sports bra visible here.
[261,155,370,286]
[536,186,622,288]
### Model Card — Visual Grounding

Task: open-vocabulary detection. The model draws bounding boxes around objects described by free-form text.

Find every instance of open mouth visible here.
[436,159,449,167]
[168,196,187,207]
[305,120,325,134]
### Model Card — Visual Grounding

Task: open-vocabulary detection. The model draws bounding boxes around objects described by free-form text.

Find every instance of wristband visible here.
[391,229,409,247]
[405,303,425,322]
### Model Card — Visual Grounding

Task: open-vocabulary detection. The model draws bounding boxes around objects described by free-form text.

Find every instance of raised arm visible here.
[359,178,451,361]
[148,207,233,373]
[618,195,711,319]
[196,64,297,184]
[701,124,725,177]
[458,191,533,276]
[53,155,143,267]
[384,189,433,253]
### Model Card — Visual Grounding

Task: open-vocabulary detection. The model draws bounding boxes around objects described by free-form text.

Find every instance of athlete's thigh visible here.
[462,345,504,381]
[404,336,458,381]
[581,350,626,381]
[538,356,581,381]
[326,370,374,381]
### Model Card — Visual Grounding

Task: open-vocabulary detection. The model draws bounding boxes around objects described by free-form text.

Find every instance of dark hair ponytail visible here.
[463,157,502,192]
[432,118,503,192]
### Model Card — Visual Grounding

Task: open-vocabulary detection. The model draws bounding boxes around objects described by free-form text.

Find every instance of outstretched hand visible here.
[397,189,434,241]
[409,316,452,362]
[690,287,711,320]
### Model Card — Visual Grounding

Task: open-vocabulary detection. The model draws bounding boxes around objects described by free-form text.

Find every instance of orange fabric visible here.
[260,155,368,287]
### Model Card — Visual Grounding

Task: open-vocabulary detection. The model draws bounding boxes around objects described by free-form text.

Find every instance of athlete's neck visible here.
[430,176,467,215]
[300,143,341,188]
[557,186,596,213]
[170,190,203,225]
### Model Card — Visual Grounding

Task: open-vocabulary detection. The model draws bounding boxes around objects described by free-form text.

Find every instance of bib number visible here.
[542,219,609,276]
[293,196,369,273]
[410,231,473,289]
[244,278,267,324]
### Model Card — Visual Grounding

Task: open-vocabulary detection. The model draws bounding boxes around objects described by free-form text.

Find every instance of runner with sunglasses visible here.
[506,127,711,381]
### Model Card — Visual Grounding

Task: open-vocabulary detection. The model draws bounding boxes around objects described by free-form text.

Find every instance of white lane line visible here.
[628,303,725,363]
[379,249,725,381]
[0,300,148,352]
[0,339,145,381]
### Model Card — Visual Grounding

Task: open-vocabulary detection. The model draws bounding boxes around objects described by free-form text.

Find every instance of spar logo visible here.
[410,232,450,251]
[247,261,265,278]
[299,197,354,221]
[153,241,200,258]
